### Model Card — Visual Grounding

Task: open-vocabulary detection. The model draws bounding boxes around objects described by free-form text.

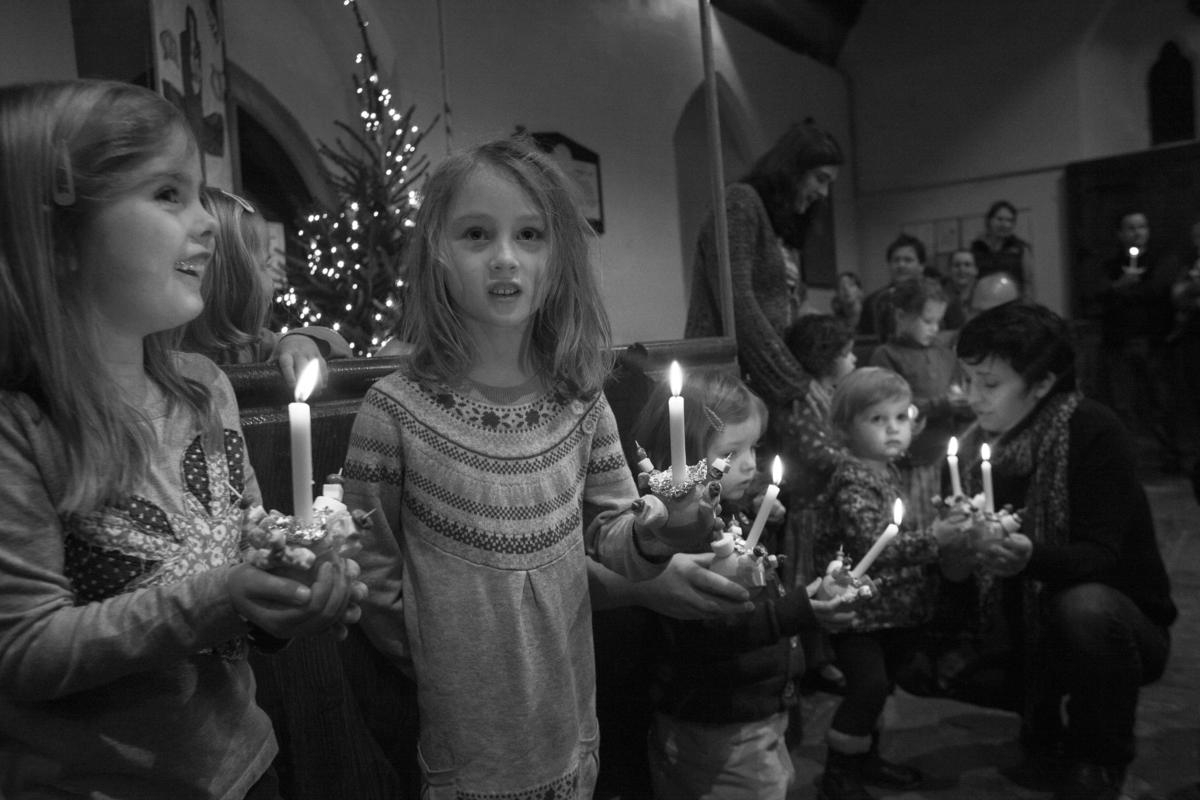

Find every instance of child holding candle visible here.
[813,367,970,800]
[342,138,745,800]
[181,187,351,389]
[629,367,855,799]
[0,80,364,799]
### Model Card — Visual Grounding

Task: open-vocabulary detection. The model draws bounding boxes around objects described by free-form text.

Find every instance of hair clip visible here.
[52,140,76,206]
[219,188,256,215]
[702,404,725,433]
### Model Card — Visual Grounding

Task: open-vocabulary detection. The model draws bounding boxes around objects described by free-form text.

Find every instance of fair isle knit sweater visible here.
[343,367,648,800]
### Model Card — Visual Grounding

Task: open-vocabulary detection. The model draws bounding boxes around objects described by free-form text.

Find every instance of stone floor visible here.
[787,467,1200,800]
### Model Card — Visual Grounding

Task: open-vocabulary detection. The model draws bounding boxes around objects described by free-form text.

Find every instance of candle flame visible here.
[1129,246,1140,258]
[669,361,683,396]
[947,436,958,457]
[893,497,905,525]
[981,442,991,461]
[771,455,783,484]
[294,360,321,403]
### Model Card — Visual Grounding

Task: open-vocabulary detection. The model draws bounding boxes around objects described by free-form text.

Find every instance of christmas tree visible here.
[273,0,436,355]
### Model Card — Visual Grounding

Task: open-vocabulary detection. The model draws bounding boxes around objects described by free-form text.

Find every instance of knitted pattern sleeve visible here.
[685,184,811,407]
[340,379,410,666]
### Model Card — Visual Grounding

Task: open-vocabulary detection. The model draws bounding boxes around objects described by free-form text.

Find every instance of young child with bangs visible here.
[630,367,855,800]
[814,367,968,800]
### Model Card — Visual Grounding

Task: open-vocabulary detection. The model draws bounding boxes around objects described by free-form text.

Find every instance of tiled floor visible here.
[787,470,1200,800]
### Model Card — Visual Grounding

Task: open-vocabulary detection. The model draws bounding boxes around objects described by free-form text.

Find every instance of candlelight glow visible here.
[947,436,958,457]
[294,361,321,403]
[981,442,991,462]
[669,361,683,396]
[771,455,783,484]
[893,498,905,525]
[1129,246,1140,258]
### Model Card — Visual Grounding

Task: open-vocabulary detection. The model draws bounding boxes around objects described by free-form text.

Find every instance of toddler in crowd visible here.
[342,137,741,800]
[182,186,350,388]
[631,367,855,799]
[870,277,972,529]
[0,79,362,800]
[814,367,967,800]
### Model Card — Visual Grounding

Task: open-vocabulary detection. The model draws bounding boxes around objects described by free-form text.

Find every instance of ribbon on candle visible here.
[947,436,963,499]
[289,360,320,527]
[668,361,687,486]
[981,442,995,514]
[744,456,783,550]
[850,498,904,579]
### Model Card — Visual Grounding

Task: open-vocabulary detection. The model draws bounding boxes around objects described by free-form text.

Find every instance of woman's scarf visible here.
[958,390,1081,720]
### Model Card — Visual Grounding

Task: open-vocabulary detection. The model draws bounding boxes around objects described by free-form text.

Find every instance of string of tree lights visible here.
[273,0,437,356]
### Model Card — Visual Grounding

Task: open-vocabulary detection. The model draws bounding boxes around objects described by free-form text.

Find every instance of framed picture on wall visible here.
[530,131,605,233]
[150,0,233,189]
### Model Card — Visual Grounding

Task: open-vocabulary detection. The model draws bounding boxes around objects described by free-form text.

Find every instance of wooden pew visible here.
[224,337,738,799]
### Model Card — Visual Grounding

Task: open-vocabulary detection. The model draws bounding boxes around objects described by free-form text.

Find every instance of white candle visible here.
[744,456,783,550]
[668,361,687,486]
[947,436,963,499]
[1129,246,1140,271]
[289,361,321,527]
[851,498,904,579]
[981,442,995,514]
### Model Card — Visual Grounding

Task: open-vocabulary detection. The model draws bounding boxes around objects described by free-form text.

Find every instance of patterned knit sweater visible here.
[814,458,940,632]
[684,183,811,407]
[0,353,275,799]
[343,366,647,800]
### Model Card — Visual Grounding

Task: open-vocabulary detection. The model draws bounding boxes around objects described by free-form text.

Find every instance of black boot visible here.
[818,750,875,800]
[1054,762,1125,800]
[859,731,923,790]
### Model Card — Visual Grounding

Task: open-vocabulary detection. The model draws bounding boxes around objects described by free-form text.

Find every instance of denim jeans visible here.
[1043,582,1170,765]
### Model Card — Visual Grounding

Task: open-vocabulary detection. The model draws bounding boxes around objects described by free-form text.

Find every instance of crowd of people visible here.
[0,80,1183,800]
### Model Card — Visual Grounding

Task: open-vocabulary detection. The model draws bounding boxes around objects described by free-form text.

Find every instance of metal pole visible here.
[698,0,735,344]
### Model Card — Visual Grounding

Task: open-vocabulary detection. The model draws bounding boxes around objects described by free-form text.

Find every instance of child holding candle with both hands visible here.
[0,80,364,799]
[343,138,746,800]
[814,367,971,800]
[629,367,856,800]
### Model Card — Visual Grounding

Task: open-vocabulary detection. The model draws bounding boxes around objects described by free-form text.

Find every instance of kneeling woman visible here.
[955,303,1175,800]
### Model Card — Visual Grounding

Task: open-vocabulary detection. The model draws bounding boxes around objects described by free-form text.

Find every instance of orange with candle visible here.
[241,361,368,583]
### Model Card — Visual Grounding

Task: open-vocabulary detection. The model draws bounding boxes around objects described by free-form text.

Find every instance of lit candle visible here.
[850,498,904,580]
[981,442,995,514]
[289,360,320,527]
[744,456,783,550]
[668,361,687,486]
[1128,246,1140,271]
[947,436,963,499]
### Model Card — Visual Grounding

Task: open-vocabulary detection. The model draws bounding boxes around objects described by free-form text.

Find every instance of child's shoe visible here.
[818,750,874,800]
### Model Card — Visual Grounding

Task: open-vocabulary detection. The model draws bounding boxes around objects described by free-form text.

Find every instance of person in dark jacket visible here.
[956,303,1176,800]
[631,368,854,799]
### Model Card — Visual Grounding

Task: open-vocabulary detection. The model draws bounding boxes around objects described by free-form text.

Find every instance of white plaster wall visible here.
[0,0,76,83]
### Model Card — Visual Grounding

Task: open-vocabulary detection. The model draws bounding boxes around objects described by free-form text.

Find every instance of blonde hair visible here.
[181,187,270,361]
[829,367,911,442]
[400,136,613,398]
[0,80,215,513]
[631,368,767,469]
